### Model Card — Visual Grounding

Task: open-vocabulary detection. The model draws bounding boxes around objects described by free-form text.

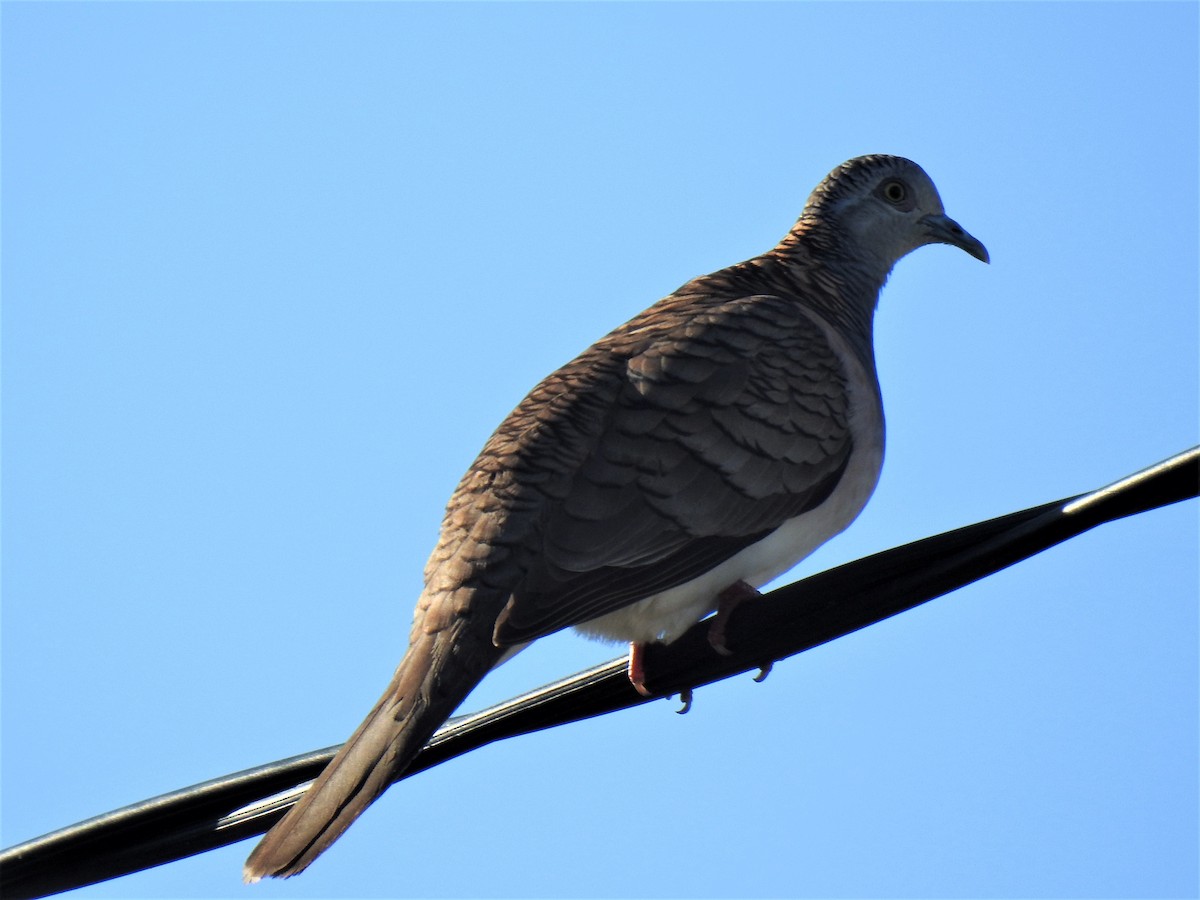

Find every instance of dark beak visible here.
[921,213,989,263]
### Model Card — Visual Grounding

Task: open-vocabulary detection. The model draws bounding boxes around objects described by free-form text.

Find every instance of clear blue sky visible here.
[3,3,1197,898]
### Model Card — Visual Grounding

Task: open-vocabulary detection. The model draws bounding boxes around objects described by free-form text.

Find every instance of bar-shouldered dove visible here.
[244,154,988,880]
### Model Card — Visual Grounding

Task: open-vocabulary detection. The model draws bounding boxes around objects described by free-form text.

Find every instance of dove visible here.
[244,154,988,880]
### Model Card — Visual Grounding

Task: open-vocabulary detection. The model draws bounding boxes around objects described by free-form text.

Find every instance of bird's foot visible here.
[631,641,696,711]
[753,661,774,683]
[707,579,763,656]
[628,641,653,697]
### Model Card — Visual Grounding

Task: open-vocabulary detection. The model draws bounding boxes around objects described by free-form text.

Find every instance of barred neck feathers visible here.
[678,249,880,359]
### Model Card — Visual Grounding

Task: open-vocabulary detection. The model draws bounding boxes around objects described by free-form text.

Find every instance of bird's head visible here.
[802,155,989,269]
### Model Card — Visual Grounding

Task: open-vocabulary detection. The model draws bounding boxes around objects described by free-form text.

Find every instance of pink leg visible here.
[627,641,653,697]
[708,579,763,656]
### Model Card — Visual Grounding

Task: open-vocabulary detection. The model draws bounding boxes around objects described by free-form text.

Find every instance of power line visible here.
[1,446,1195,899]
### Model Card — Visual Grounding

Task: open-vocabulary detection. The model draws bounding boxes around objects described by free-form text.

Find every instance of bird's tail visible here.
[243,610,504,881]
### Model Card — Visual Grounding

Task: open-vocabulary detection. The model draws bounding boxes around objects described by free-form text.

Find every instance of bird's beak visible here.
[921,213,990,264]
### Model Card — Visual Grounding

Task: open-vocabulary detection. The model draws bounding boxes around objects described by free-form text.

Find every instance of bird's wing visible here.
[478,292,857,644]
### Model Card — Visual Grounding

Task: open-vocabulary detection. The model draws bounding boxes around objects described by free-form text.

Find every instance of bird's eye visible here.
[882,180,907,204]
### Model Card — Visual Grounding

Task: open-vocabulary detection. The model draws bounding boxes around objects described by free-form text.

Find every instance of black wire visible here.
[1,447,1195,899]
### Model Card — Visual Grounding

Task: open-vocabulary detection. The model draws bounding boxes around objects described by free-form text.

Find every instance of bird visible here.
[243,154,988,881]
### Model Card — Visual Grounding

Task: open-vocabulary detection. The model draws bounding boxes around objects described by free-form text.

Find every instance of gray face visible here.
[820,156,989,267]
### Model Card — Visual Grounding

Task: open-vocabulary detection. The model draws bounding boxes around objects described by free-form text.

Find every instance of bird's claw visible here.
[707,579,763,656]
[707,622,735,657]
[675,689,693,714]
[753,661,774,683]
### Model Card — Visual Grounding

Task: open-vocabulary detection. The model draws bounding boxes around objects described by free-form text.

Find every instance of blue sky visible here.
[3,3,1197,898]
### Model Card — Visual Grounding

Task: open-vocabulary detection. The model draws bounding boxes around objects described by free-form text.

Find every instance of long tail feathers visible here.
[243,613,502,881]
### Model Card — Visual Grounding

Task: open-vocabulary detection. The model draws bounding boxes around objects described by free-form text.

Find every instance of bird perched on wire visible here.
[244,153,988,881]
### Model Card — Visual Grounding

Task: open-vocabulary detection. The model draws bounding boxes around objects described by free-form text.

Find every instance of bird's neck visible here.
[758,219,891,369]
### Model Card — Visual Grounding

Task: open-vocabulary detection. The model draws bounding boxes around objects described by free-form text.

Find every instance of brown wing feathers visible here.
[486,296,853,642]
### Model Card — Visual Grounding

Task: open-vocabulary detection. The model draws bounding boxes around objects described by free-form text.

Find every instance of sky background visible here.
[3,3,1197,898]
